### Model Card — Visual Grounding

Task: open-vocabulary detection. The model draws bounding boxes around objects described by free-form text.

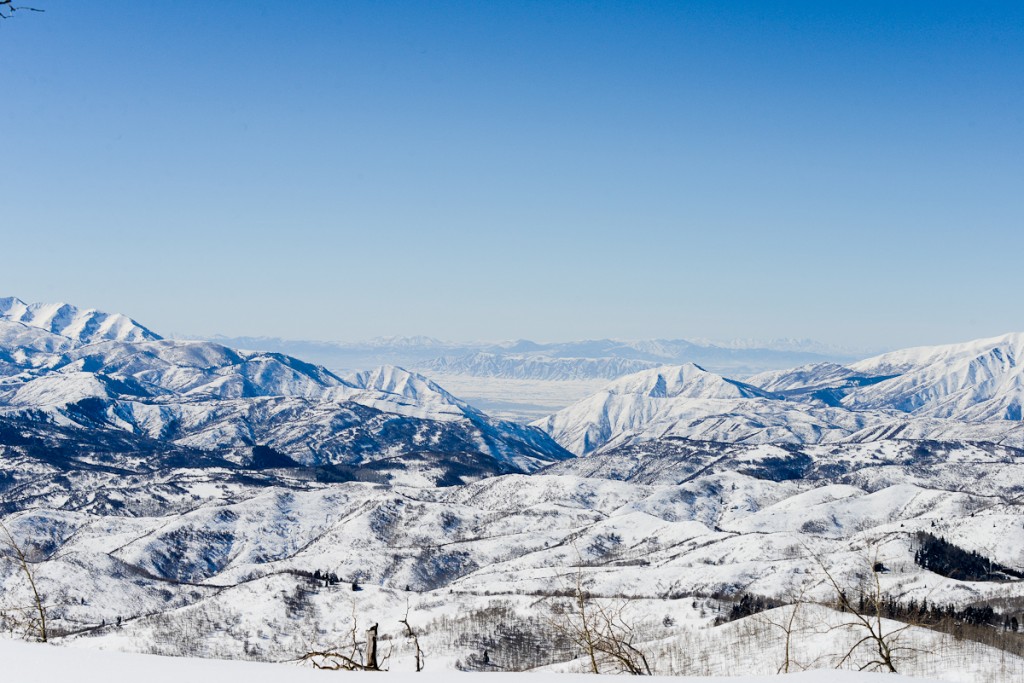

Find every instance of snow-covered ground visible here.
[1,638,950,683]
[2,437,1023,673]
[0,616,999,683]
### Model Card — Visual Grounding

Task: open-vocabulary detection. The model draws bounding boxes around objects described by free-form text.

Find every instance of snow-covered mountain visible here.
[746,362,868,393]
[0,296,159,344]
[745,333,1024,422]
[0,299,570,480]
[844,332,1024,421]
[536,333,1024,455]
[532,364,873,455]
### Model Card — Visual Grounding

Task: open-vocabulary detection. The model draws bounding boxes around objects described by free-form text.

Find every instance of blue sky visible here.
[2,1,1021,348]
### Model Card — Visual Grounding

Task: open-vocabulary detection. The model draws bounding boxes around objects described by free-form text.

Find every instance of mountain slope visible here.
[843,332,1024,421]
[745,333,1024,422]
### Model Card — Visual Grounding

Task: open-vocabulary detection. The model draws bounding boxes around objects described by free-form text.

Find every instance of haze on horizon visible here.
[2,1,1021,350]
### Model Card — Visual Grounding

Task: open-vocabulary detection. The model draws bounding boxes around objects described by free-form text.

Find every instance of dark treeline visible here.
[914,532,1024,581]
[713,593,784,624]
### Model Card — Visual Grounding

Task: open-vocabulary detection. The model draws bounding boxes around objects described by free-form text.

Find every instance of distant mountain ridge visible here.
[420,352,663,381]
[203,333,862,380]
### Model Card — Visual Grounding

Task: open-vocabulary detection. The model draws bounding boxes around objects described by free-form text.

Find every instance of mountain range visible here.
[0,297,570,483]
[198,332,871,422]
[203,333,864,381]
[5,296,1023,465]
[2,296,1023,677]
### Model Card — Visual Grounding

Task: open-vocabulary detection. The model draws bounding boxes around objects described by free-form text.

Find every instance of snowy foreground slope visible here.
[0,639,952,683]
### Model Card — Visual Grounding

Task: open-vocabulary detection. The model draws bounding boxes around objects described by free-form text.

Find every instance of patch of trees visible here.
[441,602,576,671]
[288,567,345,588]
[869,596,1000,629]
[914,532,1024,581]
[714,592,784,625]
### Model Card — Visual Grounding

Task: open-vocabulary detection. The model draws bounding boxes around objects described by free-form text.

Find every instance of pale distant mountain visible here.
[420,352,663,381]
[199,334,479,372]
[202,333,860,380]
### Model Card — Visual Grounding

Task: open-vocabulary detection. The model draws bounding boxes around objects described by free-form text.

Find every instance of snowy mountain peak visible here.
[531,364,794,456]
[347,364,471,409]
[604,363,771,400]
[0,296,29,319]
[745,362,863,393]
[0,297,161,344]
[849,331,1024,377]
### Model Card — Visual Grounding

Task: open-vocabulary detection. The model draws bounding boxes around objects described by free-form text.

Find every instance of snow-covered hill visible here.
[2,430,1023,678]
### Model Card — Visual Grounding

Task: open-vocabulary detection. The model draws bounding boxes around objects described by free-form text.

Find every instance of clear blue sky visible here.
[2,1,1021,348]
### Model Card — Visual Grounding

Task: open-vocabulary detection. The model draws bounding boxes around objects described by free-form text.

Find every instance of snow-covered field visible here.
[5,606,1016,683]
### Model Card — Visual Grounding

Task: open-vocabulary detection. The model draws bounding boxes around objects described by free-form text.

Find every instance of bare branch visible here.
[400,602,426,672]
[0,520,47,643]
[545,552,653,675]
[0,0,45,19]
